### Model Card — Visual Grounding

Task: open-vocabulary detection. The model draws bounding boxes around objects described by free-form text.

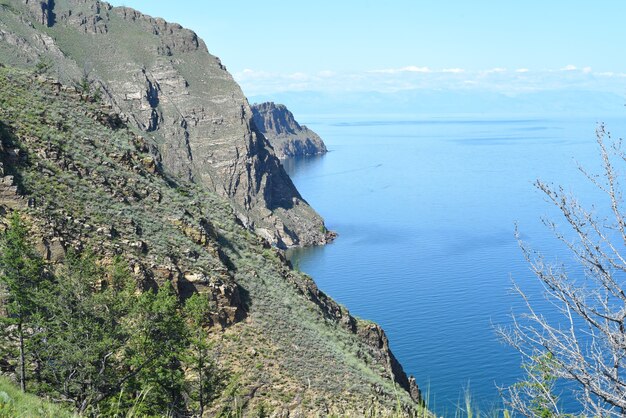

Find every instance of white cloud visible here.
[233,65,626,96]
[485,67,507,74]
[369,66,432,74]
[442,68,465,73]
[317,70,335,78]
[235,68,273,80]
[287,72,310,81]
[596,71,626,78]
[403,66,432,73]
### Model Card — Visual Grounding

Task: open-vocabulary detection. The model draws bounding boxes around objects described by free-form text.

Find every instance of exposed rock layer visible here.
[251,102,328,159]
[0,0,329,248]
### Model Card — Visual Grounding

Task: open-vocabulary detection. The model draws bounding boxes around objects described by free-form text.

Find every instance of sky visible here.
[106,1,626,97]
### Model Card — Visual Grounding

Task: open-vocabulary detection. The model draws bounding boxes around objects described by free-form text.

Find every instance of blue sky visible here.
[107,1,626,96]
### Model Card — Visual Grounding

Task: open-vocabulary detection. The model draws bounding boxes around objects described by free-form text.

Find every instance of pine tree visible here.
[0,212,46,392]
[30,250,136,413]
[124,281,188,416]
[184,293,218,417]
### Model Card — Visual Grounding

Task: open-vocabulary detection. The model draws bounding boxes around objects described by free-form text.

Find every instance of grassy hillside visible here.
[0,65,426,416]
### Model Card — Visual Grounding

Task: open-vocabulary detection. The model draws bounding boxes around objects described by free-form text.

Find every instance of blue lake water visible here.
[284,115,626,415]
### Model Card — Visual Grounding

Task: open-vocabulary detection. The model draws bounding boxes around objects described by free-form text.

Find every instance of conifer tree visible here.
[184,293,218,417]
[124,281,188,416]
[30,250,136,413]
[0,212,46,392]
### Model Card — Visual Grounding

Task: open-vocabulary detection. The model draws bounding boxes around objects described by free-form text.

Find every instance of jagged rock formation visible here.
[0,66,424,416]
[251,102,328,159]
[0,0,330,248]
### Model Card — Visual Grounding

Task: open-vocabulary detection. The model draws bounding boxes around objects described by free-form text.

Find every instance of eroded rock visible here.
[251,102,328,159]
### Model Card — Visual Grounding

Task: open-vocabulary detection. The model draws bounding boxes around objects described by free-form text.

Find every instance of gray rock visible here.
[251,102,328,159]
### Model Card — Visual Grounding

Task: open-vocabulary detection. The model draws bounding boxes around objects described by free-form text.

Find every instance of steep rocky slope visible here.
[0,65,425,416]
[0,0,329,248]
[251,102,327,159]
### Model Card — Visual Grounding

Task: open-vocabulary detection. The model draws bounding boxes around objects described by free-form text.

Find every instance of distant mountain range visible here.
[249,89,626,119]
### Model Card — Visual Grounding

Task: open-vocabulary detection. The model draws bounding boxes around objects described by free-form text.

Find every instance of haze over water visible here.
[285,115,626,415]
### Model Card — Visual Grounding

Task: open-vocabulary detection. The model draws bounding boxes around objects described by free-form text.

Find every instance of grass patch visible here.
[0,376,76,418]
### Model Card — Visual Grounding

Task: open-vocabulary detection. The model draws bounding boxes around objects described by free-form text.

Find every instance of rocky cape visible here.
[0,0,331,248]
[251,102,327,159]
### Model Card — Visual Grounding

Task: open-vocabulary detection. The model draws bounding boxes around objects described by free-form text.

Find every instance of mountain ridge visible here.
[0,0,329,248]
[248,89,626,119]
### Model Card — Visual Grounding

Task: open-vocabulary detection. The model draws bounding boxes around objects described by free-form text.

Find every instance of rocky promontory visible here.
[251,102,327,159]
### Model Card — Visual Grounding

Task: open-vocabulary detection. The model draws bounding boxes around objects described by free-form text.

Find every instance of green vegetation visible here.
[0,211,47,393]
[0,214,219,416]
[507,354,571,418]
[0,375,76,418]
[184,293,221,417]
[0,64,427,416]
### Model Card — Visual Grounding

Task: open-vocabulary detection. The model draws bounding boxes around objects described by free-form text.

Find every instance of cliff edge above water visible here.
[251,102,328,159]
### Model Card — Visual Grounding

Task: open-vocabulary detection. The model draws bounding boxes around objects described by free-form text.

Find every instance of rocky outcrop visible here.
[282,266,422,404]
[0,129,24,212]
[0,0,330,248]
[357,322,422,404]
[251,102,328,159]
[0,165,21,212]
[22,0,56,27]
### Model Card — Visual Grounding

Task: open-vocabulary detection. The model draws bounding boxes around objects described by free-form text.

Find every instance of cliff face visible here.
[0,65,423,415]
[0,0,329,248]
[251,102,328,159]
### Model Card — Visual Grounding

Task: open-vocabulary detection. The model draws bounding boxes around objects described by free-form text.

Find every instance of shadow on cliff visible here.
[44,0,56,27]
[251,123,307,212]
[0,120,27,196]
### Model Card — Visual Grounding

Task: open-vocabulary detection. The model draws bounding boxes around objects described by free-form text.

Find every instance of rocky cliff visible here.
[0,65,425,416]
[0,0,330,248]
[251,102,328,159]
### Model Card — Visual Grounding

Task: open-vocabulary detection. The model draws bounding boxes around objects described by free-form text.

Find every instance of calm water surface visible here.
[284,115,626,415]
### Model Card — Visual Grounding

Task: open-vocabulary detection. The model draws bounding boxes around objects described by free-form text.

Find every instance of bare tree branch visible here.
[500,125,626,417]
